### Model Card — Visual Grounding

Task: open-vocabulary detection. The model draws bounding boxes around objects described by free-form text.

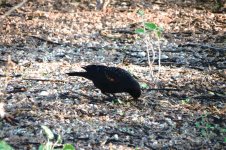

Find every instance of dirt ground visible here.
[0,0,225,149]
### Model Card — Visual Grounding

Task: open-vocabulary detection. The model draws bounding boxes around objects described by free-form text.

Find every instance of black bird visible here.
[66,65,141,99]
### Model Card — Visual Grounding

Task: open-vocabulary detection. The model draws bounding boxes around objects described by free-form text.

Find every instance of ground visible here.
[0,0,225,149]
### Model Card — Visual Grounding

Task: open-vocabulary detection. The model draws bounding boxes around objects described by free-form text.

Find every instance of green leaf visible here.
[195,122,200,128]
[140,83,149,89]
[224,137,226,143]
[181,100,186,105]
[221,128,226,133]
[157,26,164,32]
[38,144,44,150]
[206,123,214,129]
[56,134,63,144]
[117,99,123,104]
[63,144,75,150]
[215,93,226,97]
[181,98,190,104]
[145,22,157,31]
[208,91,215,95]
[156,31,161,38]
[0,141,14,150]
[205,123,210,128]
[135,28,145,34]
[44,142,53,150]
[41,125,54,140]
[201,129,207,136]
[118,110,124,116]
[137,10,144,16]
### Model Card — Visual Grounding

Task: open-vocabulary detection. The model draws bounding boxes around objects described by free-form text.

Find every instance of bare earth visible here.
[0,0,225,149]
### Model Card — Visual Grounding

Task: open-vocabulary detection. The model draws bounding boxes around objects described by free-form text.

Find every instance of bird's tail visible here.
[66,72,88,77]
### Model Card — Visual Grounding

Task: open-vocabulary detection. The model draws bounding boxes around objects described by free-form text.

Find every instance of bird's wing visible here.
[103,68,122,84]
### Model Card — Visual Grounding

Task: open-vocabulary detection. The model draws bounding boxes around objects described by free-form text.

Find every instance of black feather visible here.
[66,65,141,99]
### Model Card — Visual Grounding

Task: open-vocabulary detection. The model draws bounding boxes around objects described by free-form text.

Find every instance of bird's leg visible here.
[101,92,117,102]
[103,92,112,98]
[103,93,123,104]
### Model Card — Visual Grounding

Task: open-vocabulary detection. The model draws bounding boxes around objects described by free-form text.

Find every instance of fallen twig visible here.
[179,43,226,52]
[0,74,22,77]
[22,78,66,83]
[0,0,28,25]
[147,88,180,91]
[29,35,62,45]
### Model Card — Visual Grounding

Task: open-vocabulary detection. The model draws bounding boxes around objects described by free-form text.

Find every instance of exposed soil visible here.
[0,0,225,149]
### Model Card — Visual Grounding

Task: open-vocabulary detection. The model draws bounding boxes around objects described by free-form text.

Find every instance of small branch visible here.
[22,78,66,83]
[157,37,161,78]
[146,88,180,91]
[179,43,226,52]
[0,0,28,24]
[0,74,22,78]
[29,35,62,45]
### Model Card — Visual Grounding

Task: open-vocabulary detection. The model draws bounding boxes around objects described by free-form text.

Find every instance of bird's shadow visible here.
[58,91,118,104]
[58,91,143,107]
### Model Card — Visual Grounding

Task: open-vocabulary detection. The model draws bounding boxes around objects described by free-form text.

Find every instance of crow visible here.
[66,65,141,99]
